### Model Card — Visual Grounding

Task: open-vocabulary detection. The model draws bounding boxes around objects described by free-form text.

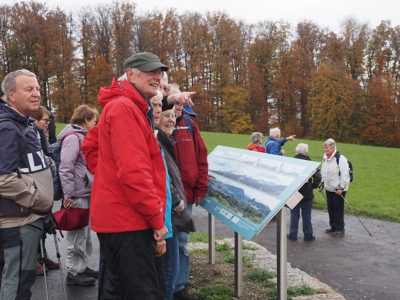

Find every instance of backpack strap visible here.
[264,140,274,152]
[182,115,194,138]
[334,151,341,177]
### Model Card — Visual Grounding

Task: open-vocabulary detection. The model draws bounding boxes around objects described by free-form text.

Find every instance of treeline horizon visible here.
[0,1,399,146]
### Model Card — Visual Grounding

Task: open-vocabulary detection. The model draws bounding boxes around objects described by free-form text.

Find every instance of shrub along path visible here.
[192,205,400,300]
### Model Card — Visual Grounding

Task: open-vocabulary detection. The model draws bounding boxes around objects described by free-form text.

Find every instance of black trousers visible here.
[0,238,3,288]
[97,230,162,300]
[326,191,346,231]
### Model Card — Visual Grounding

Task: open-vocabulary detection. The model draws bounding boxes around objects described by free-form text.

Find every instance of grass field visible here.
[55,124,400,222]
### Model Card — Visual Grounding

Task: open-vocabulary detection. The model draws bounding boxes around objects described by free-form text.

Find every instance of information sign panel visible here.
[201,146,320,240]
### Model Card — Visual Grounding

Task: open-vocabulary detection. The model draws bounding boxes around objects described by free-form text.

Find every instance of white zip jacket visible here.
[321,149,350,192]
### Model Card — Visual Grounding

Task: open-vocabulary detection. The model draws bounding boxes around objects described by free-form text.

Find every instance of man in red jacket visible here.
[173,96,209,300]
[90,52,169,299]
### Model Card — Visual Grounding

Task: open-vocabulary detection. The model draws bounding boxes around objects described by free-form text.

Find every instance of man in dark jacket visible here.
[0,69,53,299]
[287,143,321,241]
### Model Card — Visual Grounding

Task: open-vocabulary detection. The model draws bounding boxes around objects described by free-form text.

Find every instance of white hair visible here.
[1,69,37,102]
[152,90,163,101]
[295,143,309,155]
[161,72,168,82]
[169,83,180,94]
[119,68,141,81]
[269,127,281,138]
[323,138,336,147]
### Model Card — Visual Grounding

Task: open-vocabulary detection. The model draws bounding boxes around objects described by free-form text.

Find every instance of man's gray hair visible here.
[161,71,168,82]
[169,83,180,94]
[295,143,309,155]
[1,69,36,102]
[251,132,263,143]
[323,138,336,147]
[119,67,141,81]
[152,90,163,102]
[269,127,281,138]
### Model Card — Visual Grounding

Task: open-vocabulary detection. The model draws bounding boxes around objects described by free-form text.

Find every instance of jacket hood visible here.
[0,104,30,127]
[97,78,150,115]
[81,125,98,174]
[58,124,85,140]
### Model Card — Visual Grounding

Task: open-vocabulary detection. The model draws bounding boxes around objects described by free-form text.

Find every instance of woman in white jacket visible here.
[320,138,350,237]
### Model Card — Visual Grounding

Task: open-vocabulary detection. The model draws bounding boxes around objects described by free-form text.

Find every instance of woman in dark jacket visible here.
[31,106,60,274]
[288,143,321,241]
[158,108,194,300]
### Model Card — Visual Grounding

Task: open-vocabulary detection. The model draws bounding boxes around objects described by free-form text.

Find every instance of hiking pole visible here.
[338,193,373,237]
[39,238,50,300]
[319,190,373,237]
[45,214,68,300]
[52,232,68,300]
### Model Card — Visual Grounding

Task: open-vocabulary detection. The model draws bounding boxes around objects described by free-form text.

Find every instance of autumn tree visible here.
[308,62,363,142]
[111,1,137,74]
[220,85,253,134]
[248,21,290,132]
[290,21,324,136]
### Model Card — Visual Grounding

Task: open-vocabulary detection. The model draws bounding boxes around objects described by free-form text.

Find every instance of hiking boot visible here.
[331,230,345,237]
[173,288,199,300]
[83,267,99,279]
[286,234,297,241]
[325,228,333,234]
[66,273,96,286]
[36,262,46,276]
[304,235,316,241]
[40,257,59,270]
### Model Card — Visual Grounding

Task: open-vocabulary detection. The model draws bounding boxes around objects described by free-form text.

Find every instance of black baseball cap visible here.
[124,52,169,72]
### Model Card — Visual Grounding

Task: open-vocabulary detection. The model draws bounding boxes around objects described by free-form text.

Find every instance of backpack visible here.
[334,151,353,182]
[48,132,82,200]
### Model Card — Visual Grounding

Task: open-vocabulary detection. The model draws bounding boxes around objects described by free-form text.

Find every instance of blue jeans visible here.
[289,198,313,239]
[163,236,179,300]
[174,204,192,293]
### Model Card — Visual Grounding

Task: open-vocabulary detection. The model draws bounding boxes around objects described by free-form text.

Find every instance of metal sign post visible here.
[234,232,243,297]
[208,212,215,264]
[276,207,288,300]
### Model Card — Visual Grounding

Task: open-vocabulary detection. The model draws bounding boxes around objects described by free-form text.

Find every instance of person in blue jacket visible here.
[264,127,296,156]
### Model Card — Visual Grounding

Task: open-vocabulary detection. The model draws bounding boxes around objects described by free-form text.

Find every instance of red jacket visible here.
[88,78,166,233]
[246,143,265,152]
[173,116,208,204]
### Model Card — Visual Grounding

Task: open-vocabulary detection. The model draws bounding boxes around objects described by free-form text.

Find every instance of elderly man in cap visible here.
[89,52,170,299]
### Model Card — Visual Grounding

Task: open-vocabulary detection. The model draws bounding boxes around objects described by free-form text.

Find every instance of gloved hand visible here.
[335,187,343,196]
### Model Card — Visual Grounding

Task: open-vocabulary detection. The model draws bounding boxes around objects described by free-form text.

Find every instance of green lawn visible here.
[55,123,400,222]
[201,131,400,222]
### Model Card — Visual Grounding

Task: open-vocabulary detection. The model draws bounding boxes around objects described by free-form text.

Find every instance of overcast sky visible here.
[4,0,400,33]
